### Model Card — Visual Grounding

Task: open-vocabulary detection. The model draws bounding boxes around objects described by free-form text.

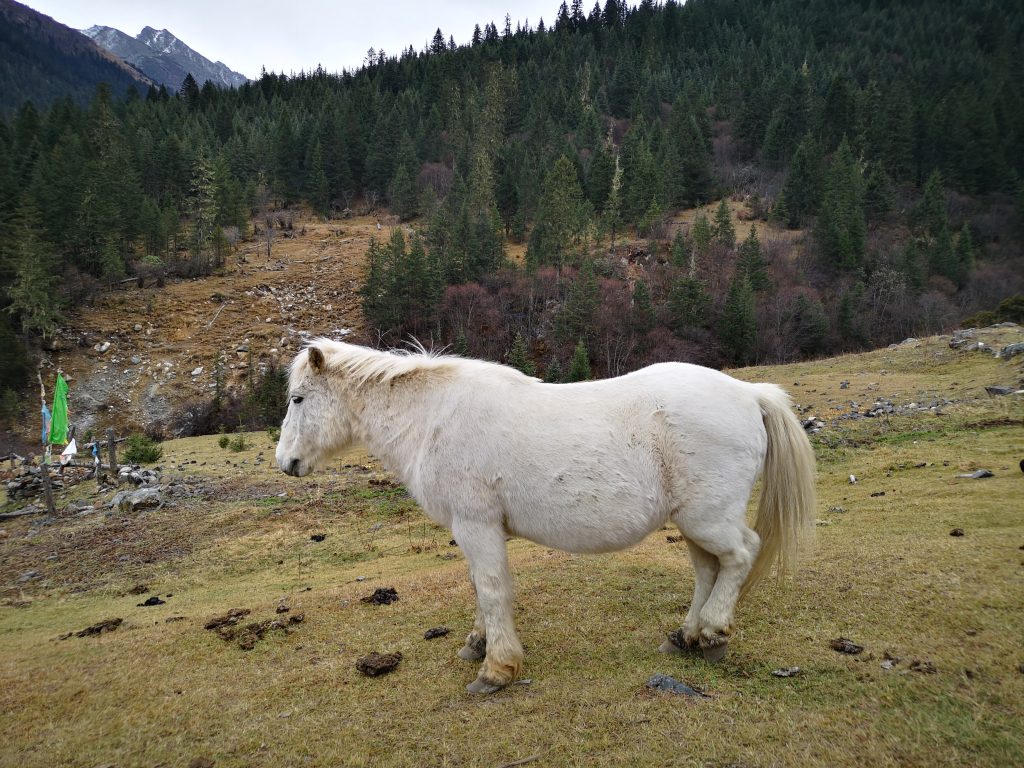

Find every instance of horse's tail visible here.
[741,384,816,598]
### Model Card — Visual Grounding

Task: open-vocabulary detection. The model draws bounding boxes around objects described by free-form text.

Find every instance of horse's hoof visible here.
[659,630,697,655]
[457,637,486,662]
[700,638,729,663]
[466,678,504,695]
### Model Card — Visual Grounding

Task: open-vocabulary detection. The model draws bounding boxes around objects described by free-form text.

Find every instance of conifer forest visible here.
[2,0,1023,401]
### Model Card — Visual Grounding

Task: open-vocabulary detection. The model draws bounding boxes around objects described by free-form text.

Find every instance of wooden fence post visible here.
[39,463,57,516]
[107,429,119,486]
[96,443,105,489]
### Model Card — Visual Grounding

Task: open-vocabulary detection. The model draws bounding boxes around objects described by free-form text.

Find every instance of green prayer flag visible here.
[49,373,69,445]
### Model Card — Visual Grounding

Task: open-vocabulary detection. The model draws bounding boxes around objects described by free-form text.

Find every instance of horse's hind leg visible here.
[676,503,760,662]
[659,540,718,654]
[451,518,524,694]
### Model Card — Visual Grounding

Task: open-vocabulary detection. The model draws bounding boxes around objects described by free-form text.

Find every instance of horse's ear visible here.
[308,345,326,373]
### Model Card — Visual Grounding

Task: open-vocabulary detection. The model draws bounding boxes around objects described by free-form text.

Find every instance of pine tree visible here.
[713,200,735,249]
[953,224,974,288]
[390,133,419,221]
[816,138,866,271]
[602,152,623,252]
[670,230,688,270]
[719,275,756,365]
[187,151,220,275]
[917,170,956,283]
[736,225,770,292]
[762,68,811,167]
[566,339,592,381]
[305,139,329,216]
[545,357,564,383]
[556,258,599,343]
[837,284,867,345]
[778,134,824,227]
[587,145,615,213]
[631,281,656,335]
[864,167,895,221]
[789,294,829,356]
[4,205,61,338]
[619,120,656,226]
[691,211,712,256]
[668,277,710,335]
[507,332,536,376]
[527,155,592,270]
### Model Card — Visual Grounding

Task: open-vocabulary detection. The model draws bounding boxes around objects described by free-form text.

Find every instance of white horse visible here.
[276,340,815,694]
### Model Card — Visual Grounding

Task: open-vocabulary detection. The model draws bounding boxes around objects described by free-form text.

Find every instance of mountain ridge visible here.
[82,23,248,90]
[0,0,152,116]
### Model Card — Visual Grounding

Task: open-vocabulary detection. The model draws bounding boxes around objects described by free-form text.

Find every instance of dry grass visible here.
[1,328,1022,767]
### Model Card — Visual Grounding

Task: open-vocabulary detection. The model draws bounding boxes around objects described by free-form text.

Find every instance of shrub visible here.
[123,434,163,464]
[228,433,249,452]
[266,425,281,443]
[218,434,230,449]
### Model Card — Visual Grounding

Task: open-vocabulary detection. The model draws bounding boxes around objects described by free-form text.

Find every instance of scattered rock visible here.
[839,380,849,389]
[984,386,1015,397]
[950,528,965,537]
[645,673,709,697]
[127,584,150,595]
[356,651,402,676]
[870,491,886,497]
[909,659,937,674]
[112,487,164,513]
[827,506,847,514]
[848,475,857,484]
[956,469,993,479]
[310,533,327,542]
[666,534,684,543]
[137,596,166,607]
[830,637,864,655]
[423,627,450,640]
[999,341,1024,360]
[361,587,399,606]
[771,666,801,678]
[17,570,41,583]
[802,417,826,434]
[276,603,290,614]
[191,366,204,377]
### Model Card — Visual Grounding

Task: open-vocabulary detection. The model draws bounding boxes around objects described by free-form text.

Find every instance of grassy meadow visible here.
[1,328,1022,767]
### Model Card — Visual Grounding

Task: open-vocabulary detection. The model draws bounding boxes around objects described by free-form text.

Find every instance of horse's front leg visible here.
[456,574,487,662]
[451,518,523,694]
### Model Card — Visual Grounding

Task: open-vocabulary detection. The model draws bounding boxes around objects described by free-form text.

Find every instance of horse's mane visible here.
[294,338,532,387]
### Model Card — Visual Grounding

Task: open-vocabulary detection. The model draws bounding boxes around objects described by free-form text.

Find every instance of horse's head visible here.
[276,343,355,477]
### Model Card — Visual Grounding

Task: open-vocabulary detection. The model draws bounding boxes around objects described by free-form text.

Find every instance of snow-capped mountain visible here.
[82,24,247,90]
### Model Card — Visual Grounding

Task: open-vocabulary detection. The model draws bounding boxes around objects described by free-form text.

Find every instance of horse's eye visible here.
[291,396,304,405]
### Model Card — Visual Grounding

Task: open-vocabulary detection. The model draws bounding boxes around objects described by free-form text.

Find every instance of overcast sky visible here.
[25,0,562,79]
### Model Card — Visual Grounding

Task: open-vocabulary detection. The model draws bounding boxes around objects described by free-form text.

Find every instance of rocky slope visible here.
[31,214,383,444]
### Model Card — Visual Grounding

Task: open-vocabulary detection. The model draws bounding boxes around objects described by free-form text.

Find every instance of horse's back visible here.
[421,360,769,554]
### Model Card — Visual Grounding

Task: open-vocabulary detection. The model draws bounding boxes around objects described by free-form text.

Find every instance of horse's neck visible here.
[349,379,437,482]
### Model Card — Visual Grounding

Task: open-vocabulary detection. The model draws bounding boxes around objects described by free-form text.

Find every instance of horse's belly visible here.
[504,488,669,555]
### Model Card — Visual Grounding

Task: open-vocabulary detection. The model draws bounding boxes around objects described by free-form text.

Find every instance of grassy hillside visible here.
[0,326,1021,767]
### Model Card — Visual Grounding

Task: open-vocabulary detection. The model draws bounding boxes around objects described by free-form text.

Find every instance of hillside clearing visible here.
[1,328,1022,767]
